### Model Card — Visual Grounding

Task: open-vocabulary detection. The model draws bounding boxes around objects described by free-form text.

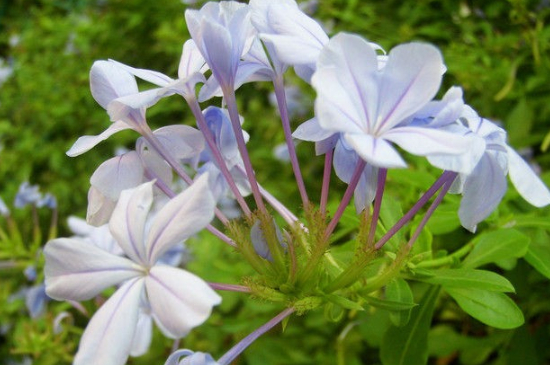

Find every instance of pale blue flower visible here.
[250,0,328,82]
[311,33,478,170]
[44,175,221,365]
[66,61,145,157]
[14,182,42,208]
[442,108,550,231]
[107,39,207,106]
[250,219,285,261]
[196,107,251,201]
[165,349,219,365]
[25,284,49,318]
[185,1,255,100]
[0,196,10,216]
[201,106,244,169]
[37,193,57,209]
[68,216,123,255]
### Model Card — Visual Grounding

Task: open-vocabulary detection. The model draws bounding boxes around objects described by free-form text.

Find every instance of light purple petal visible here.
[130,310,153,357]
[344,133,407,168]
[90,61,139,109]
[506,146,550,207]
[316,33,380,132]
[375,43,444,133]
[26,284,48,318]
[108,89,166,120]
[259,2,328,66]
[135,138,174,184]
[200,19,235,86]
[44,238,141,301]
[86,186,117,227]
[178,40,206,80]
[383,127,481,172]
[146,266,221,339]
[109,59,173,87]
[68,216,123,255]
[66,121,131,157]
[333,138,359,183]
[74,278,144,365]
[90,151,144,201]
[109,181,155,265]
[166,350,219,365]
[146,174,216,264]
[354,166,378,213]
[153,125,205,160]
[459,154,507,232]
[313,68,366,135]
[293,117,335,142]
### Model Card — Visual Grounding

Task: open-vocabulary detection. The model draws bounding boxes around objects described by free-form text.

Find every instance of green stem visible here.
[414,242,474,269]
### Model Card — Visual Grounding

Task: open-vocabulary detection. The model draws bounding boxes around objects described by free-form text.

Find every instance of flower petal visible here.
[146,266,221,339]
[506,146,550,207]
[153,125,205,161]
[383,126,484,174]
[109,59,173,87]
[458,154,507,232]
[292,117,334,143]
[146,174,216,264]
[90,151,144,201]
[44,238,141,301]
[109,181,155,265]
[344,133,407,168]
[258,1,327,66]
[375,43,444,133]
[86,186,117,227]
[313,33,381,133]
[108,88,167,119]
[178,40,207,80]
[130,310,153,357]
[74,278,144,365]
[90,61,139,109]
[313,68,366,135]
[66,121,131,157]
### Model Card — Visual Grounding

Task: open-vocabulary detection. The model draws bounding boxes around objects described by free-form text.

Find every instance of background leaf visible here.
[385,278,414,327]
[461,229,530,269]
[446,288,524,329]
[380,285,440,365]
[420,268,515,292]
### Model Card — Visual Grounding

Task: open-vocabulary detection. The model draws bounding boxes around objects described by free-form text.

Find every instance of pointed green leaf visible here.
[380,286,440,365]
[524,233,550,279]
[386,278,414,327]
[462,229,530,269]
[420,268,514,292]
[446,288,524,329]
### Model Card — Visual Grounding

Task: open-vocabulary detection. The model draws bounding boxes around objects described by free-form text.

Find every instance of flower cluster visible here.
[42,1,550,364]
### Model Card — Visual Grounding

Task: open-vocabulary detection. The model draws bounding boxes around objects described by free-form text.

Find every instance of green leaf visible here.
[512,215,550,230]
[386,278,414,327]
[420,268,515,292]
[324,294,364,311]
[426,203,460,235]
[363,295,418,312]
[378,195,405,251]
[446,288,524,329]
[462,229,530,269]
[380,285,440,365]
[524,233,550,279]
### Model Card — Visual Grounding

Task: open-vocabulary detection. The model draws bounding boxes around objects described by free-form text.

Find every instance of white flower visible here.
[44,175,221,365]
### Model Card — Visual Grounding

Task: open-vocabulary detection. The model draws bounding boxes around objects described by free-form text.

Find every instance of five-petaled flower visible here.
[44,175,221,365]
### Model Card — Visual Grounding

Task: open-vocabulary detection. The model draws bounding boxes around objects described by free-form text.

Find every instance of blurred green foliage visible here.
[1,0,550,364]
